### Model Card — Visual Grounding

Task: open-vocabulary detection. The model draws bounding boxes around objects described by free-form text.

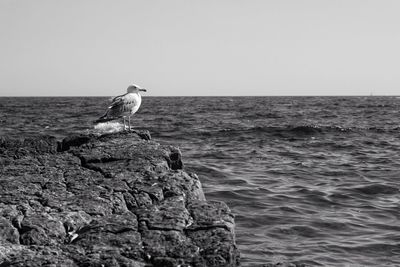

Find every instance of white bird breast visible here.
[126,93,142,114]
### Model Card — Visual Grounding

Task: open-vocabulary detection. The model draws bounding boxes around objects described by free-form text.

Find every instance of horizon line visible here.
[0,95,399,97]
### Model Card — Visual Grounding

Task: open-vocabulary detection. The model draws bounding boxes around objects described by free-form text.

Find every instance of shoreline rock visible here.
[0,131,240,266]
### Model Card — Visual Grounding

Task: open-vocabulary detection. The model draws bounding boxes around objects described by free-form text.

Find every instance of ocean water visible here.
[1,96,400,266]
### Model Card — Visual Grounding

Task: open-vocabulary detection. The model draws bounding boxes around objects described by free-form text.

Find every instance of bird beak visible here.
[139,89,147,92]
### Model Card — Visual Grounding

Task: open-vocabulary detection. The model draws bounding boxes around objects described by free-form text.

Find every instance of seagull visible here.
[95,84,147,130]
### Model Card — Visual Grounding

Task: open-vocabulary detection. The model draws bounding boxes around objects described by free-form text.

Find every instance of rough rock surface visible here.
[0,131,239,266]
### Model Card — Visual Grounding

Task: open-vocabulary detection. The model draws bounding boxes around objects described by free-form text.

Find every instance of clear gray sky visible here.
[1,0,399,96]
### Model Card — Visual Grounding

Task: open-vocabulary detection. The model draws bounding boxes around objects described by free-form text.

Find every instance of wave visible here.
[329,243,400,255]
[201,124,400,138]
[348,183,400,195]
[203,125,353,138]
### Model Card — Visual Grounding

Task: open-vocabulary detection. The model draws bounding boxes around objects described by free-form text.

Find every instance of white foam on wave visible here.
[93,122,124,134]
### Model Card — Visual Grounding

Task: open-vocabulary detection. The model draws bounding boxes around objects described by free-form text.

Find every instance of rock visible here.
[0,131,239,266]
[0,217,20,244]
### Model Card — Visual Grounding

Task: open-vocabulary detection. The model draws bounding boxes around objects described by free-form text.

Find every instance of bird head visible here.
[127,84,147,93]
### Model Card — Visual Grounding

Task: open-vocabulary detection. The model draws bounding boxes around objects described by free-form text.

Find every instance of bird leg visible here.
[128,116,132,131]
[123,117,127,131]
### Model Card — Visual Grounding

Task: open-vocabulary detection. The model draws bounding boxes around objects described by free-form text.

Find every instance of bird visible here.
[95,84,147,130]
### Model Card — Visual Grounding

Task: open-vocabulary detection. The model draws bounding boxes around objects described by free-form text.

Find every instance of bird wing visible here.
[110,93,125,103]
[108,93,126,109]
[106,93,137,117]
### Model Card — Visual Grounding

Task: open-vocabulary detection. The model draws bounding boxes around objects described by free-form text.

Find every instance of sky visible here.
[0,0,399,96]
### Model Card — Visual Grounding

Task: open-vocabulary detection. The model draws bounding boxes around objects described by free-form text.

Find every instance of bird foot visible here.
[122,126,135,132]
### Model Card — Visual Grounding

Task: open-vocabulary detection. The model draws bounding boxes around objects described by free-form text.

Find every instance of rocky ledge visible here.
[0,131,239,267]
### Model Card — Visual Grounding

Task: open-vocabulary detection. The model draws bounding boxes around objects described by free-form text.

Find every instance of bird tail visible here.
[93,114,115,124]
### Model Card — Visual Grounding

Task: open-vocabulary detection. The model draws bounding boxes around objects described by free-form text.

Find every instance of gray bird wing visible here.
[111,93,125,103]
[106,93,137,118]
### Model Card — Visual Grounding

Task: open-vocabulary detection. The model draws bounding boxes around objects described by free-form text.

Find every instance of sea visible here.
[1,96,399,266]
